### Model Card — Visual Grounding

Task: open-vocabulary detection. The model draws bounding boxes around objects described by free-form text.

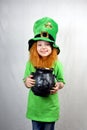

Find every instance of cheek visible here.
[49,48,52,53]
[37,47,41,54]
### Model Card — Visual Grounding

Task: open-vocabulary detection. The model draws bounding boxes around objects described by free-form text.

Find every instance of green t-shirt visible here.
[23,60,65,122]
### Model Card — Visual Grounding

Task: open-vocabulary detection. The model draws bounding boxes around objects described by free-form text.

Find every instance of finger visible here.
[54,86,59,91]
[29,75,34,78]
[50,87,58,94]
[50,89,56,94]
[50,91,54,94]
[27,83,34,88]
[27,81,35,86]
[27,77,35,83]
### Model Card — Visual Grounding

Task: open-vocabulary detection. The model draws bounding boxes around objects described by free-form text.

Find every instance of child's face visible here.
[37,41,52,57]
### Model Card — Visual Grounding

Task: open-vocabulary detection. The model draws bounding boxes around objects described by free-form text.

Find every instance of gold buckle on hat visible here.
[40,32,49,38]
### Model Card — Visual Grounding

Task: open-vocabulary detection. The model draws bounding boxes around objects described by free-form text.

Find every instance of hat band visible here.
[34,32,55,42]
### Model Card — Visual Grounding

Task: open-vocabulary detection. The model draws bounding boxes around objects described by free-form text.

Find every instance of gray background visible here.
[0,0,87,130]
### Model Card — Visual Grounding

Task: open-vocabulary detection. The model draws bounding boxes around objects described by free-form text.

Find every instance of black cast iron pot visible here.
[31,68,56,97]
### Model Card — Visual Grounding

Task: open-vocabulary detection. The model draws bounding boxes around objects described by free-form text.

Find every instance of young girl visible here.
[23,17,65,130]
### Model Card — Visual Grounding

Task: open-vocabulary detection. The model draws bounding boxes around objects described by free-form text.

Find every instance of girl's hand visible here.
[50,82,64,94]
[24,75,35,88]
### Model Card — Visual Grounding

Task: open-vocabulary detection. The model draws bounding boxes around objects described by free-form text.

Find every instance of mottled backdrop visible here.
[0,0,87,130]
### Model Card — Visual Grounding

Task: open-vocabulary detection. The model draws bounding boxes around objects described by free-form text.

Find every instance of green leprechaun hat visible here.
[28,17,60,54]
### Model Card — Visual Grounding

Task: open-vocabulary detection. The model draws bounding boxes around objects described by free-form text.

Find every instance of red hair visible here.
[29,42,58,68]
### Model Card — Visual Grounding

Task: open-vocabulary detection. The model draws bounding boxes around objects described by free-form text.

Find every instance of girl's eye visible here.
[37,42,51,47]
[46,43,50,46]
[37,44,42,46]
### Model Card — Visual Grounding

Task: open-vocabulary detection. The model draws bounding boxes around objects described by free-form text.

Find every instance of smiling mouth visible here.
[41,50,48,52]
[41,51,48,53]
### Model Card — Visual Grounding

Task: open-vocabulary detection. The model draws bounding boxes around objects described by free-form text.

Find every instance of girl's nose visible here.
[42,44,46,49]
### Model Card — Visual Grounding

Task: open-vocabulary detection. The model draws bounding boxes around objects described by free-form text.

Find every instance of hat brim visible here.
[28,37,60,54]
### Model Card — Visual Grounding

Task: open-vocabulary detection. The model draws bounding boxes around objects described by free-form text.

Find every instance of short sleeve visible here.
[23,61,35,81]
[54,61,65,84]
